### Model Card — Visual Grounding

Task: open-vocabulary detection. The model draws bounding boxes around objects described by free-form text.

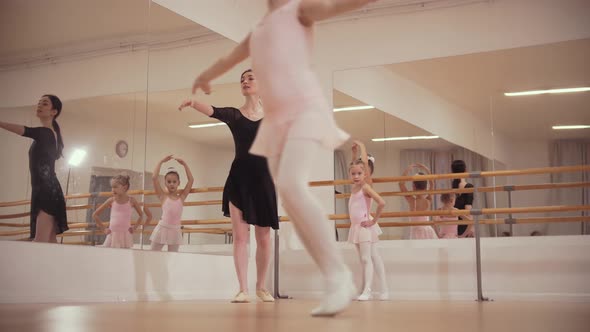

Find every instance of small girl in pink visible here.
[400,163,438,240]
[93,175,143,249]
[189,0,378,316]
[150,155,194,252]
[348,159,388,301]
[434,193,459,239]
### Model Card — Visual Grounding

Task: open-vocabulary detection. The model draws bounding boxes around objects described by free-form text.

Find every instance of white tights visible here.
[151,243,179,252]
[355,241,387,294]
[266,139,347,280]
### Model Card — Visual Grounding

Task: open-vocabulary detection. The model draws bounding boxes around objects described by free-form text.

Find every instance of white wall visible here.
[280,235,590,301]
[1,235,588,303]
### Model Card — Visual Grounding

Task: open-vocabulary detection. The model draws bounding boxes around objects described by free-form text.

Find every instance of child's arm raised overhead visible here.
[176,157,195,202]
[354,140,372,185]
[415,163,435,201]
[153,155,173,201]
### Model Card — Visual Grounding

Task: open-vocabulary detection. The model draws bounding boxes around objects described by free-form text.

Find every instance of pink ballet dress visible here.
[348,189,382,243]
[102,199,134,248]
[438,215,458,239]
[150,197,183,245]
[409,215,438,240]
[248,0,349,158]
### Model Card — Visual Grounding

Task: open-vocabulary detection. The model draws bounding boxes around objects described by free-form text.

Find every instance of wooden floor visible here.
[1,300,589,332]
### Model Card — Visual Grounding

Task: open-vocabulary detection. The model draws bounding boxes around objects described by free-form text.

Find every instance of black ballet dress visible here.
[211,107,279,229]
[453,181,474,236]
[22,127,68,238]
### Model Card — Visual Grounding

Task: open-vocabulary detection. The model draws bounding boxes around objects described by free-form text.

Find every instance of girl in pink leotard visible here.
[150,155,194,252]
[189,0,378,316]
[93,175,143,249]
[347,159,389,301]
[435,193,459,239]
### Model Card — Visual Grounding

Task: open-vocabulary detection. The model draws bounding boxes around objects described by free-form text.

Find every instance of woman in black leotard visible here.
[178,69,278,303]
[451,160,474,237]
[0,95,67,242]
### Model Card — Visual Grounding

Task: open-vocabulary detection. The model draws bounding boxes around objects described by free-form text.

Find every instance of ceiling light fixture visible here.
[504,87,590,96]
[188,122,226,129]
[333,105,375,112]
[372,135,439,142]
[552,125,590,130]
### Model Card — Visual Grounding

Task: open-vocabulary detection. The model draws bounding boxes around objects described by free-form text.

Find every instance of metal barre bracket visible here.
[503,185,515,191]
[504,218,517,224]
[469,171,482,178]
[470,209,483,216]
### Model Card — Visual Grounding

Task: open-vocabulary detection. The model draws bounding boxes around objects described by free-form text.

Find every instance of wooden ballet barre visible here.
[57,230,94,237]
[0,222,29,227]
[0,221,91,228]
[333,216,590,228]
[182,219,232,225]
[1,204,588,226]
[141,187,224,196]
[2,165,588,209]
[479,216,590,225]
[0,212,30,220]
[0,199,30,208]
[312,165,590,187]
[335,182,590,199]
[143,200,223,208]
[0,229,30,236]
[66,204,93,211]
[3,216,589,239]
[182,228,232,234]
[325,205,590,221]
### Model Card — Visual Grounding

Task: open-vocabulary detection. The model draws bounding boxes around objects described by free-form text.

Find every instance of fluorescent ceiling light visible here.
[68,149,87,167]
[552,125,590,130]
[333,105,375,112]
[504,87,590,96]
[372,135,439,142]
[188,122,226,129]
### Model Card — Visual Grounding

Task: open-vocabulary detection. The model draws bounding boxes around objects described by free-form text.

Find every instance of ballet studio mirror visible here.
[332,37,590,240]
[0,0,151,248]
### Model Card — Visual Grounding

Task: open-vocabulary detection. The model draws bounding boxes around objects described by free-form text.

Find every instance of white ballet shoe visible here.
[230,291,250,303]
[310,271,356,317]
[256,289,275,302]
[378,291,389,301]
[356,289,371,301]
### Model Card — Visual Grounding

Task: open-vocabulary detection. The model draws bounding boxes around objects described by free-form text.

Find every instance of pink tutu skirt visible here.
[348,223,383,244]
[250,108,349,158]
[438,225,458,238]
[102,230,133,248]
[410,226,438,240]
[150,221,183,245]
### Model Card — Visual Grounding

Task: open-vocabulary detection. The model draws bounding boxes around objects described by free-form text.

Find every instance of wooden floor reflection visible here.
[1,300,589,332]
